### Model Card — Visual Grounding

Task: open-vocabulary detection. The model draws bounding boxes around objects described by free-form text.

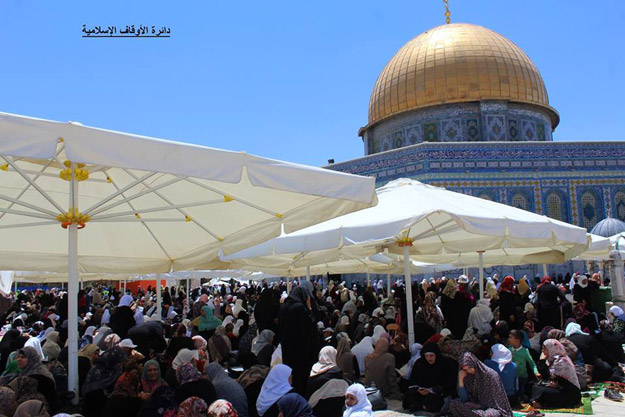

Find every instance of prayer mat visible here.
[515,396,593,415]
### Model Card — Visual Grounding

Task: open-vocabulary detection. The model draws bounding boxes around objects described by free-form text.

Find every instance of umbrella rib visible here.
[82,171,158,215]
[0,220,58,230]
[88,175,186,217]
[1,156,65,213]
[98,177,173,261]
[0,193,61,217]
[90,199,224,221]
[121,169,223,241]
[0,207,56,220]
[184,177,280,218]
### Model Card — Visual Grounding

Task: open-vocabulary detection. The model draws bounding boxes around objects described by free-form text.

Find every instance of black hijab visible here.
[409,342,445,388]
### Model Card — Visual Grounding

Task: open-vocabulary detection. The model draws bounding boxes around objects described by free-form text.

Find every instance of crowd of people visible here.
[0,270,623,417]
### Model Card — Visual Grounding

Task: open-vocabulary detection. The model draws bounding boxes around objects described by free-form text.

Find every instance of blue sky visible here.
[1,0,623,166]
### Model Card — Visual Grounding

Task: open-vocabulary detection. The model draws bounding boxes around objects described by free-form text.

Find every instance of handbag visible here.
[365,385,387,411]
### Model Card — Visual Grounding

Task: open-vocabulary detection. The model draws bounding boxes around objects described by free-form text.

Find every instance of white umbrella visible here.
[573,234,613,261]
[226,178,589,343]
[0,111,377,400]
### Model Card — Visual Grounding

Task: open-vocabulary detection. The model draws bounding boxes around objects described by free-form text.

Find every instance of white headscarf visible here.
[310,346,337,377]
[222,316,235,327]
[233,299,244,318]
[468,302,494,335]
[371,325,386,343]
[38,327,55,342]
[101,309,111,324]
[172,348,199,370]
[84,326,97,338]
[252,329,275,356]
[403,343,423,380]
[233,319,244,337]
[134,309,145,325]
[490,343,512,372]
[610,305,624,318]
[25,337,46,360]
[256,364,292,416]
[351,336,374,376]
[565,322,588,337]
[344,383,373,417]
[119,295,134,307]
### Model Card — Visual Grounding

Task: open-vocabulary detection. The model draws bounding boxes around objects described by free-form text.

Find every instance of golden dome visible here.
[367,23,559,129]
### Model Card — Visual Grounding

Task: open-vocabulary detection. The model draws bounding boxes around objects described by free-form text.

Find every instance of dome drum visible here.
[361,23,559,155]
[363,100,553,155]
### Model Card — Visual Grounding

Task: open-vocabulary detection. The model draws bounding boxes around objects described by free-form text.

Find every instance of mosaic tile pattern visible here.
[328,141,625,230]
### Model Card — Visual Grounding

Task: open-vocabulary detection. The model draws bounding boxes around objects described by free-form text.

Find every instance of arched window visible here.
[580,191,600,229]
[511,192,528,210]
[615,191,625,222]
[478,192,494,201]
[546,192,564,221]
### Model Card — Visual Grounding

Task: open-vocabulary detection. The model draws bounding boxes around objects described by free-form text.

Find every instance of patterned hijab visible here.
[113,370,141,398]
[459,352,512,417]
[207,400,238,417]
[543,339,579,388]
[177,396,208,417]
[176,362,203,385]
[423,291,443,331]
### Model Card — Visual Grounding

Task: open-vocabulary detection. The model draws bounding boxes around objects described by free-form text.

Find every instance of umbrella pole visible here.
[156,275,162,319]
[403,245,415,344]
[387,273,391,298]
[306,266,311,282]
[187,278,190,315]
[286,276,290,294]
[366,271,370,287]
[478,251,484,300]
[542,264,548,277]
[13,280,16,294]
[67,164,79,404]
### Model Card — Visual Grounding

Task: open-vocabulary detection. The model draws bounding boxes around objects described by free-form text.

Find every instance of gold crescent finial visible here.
[443,0,451,24]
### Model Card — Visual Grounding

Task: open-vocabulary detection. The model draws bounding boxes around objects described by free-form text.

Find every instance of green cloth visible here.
[509,345,537,379]
[2,360,20,376]
[198,305,222,332]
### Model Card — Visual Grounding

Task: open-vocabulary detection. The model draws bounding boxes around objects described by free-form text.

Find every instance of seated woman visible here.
[484,344,518,405]
[336,337,359,382]
[139,360,167,400]
[307,346,343,398]
[343,383,374,417]
[403,342,454,413]
[16,346,57,413]
[364,338,400,399]
[277,392,315,417]
[101,367,143,417]
[252,329,276,367]
[174,362,217,406]
[256,364,295,417]
[208,326,231,365]
[530,339,581,409]
[448,352,513,417]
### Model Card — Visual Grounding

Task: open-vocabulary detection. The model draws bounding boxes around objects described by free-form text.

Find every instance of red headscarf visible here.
[499,276,515,293]
[537,276,551,288]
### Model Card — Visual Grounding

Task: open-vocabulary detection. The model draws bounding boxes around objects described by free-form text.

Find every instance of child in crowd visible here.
[508,329,540,401]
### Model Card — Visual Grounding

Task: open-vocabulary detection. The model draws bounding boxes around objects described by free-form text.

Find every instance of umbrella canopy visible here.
[0,111,377,400]
[0,112,376,272]
[225,178,589,343]
[226,178,588,263]
[573,234,613,261]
